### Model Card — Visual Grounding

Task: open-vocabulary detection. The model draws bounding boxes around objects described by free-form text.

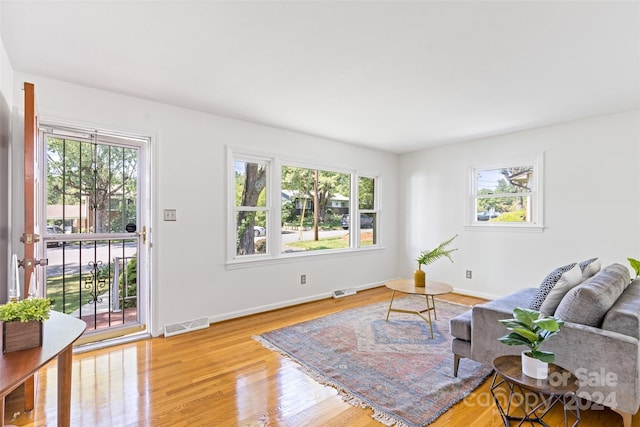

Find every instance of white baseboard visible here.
[207,281,387,324]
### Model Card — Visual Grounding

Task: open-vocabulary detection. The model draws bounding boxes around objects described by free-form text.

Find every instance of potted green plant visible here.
[0,297,52,353]
[415,234,458,286]
[497,307,564,379]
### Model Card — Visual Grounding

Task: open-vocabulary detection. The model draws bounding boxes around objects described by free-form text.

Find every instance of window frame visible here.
[355,174,379,248]
[227,150,274,262]
[227,147,381,266]
[466,153,544,232]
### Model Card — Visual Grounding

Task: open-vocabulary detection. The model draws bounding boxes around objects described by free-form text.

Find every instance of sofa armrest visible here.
[546,321,640,415]
[470,303,523,365]
[472,305,640,415]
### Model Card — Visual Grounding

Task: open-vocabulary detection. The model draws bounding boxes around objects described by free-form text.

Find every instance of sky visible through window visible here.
[476,169,505,192]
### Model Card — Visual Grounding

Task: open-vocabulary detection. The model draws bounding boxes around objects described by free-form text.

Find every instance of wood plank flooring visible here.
[4,286,629,426]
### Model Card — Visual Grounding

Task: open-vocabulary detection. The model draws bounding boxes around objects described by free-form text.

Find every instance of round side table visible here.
[491,355,580,427]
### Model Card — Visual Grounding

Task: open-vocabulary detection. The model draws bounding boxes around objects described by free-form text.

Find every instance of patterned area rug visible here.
[254,296,492,427]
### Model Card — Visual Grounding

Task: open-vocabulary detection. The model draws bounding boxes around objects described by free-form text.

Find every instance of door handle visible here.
[138,226,147,244]
[18,258,48,268]
[20,233,40,244]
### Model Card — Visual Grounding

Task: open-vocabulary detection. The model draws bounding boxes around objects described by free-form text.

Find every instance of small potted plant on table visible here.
[415,234,458,287]
[0,297,52,353]
[497,307,564,379]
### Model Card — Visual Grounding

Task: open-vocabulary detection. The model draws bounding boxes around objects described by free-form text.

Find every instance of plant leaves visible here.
[498,332,532,347]
[416,234,458,266]
[513,307,540,327]
[0,298,52,322]
[512,327,539,343]
[535,317,563,332]
[498,307,564,359]
[497,319,529,329]
[531,350,555,363]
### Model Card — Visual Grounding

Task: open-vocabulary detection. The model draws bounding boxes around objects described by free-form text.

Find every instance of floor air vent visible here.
[332,288,357,298]
[164,317,210,337]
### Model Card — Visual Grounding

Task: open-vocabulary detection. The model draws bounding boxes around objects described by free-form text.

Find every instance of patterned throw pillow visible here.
[579,257,601,280]
[529,262,578,311]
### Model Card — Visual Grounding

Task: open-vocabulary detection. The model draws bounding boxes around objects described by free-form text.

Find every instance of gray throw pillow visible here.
[529,262,577,311]
[554,263,630,327]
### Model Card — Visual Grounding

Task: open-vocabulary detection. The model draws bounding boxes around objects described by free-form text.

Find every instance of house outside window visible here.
[468,154,543,231]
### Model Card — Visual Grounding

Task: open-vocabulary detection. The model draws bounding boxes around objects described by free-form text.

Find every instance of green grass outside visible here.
[284,215,343,230]
[46,274,107,314]
[284,230,374,250]
[286,235,350,250]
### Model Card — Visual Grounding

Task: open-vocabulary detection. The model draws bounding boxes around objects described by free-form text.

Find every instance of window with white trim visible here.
[228,148,380,263]
[358,175,378,247]
[468,154,543,229]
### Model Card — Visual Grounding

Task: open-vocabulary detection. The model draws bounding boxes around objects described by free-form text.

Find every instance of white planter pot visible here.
[521,351,548,379]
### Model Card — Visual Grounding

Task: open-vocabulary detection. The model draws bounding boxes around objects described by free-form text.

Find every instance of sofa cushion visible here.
[529,262,578,311]
[602,279,640,339]
[554,263,630,327]
[579,257,601,280]
[539,263,584,315]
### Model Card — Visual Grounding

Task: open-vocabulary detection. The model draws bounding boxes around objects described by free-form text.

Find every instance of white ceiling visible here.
[2,1,639,153]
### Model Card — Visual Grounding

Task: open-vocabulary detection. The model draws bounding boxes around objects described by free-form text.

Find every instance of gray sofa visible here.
[450,262,639,427]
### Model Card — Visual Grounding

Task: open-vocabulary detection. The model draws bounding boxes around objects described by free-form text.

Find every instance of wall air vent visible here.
[332,288,357,298]
[164,317,210,337]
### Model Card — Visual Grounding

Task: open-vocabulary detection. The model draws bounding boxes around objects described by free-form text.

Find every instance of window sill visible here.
[226,245,385,269]
[464,224,545,233]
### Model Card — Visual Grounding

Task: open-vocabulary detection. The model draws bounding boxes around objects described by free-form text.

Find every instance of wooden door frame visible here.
[22,82,37,297]
[20,81,38,413]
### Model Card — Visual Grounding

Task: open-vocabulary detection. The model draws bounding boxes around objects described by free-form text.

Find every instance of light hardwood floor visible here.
[4,287,628,426]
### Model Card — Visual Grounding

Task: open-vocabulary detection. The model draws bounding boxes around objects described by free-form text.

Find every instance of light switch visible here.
[164,209,177,221]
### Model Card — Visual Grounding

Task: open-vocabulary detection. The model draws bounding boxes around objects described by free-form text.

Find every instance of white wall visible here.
[11,73,400,335]
[0,26,14,303]
[399,110,640,299]
[9,74,638,334]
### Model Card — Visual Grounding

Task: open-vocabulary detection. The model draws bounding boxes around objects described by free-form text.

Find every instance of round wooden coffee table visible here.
[383,279,453,339]
[491,355,580,426]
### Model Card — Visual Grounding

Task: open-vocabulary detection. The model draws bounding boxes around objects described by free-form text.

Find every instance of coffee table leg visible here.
[385,290,396,321]
[423,295,434,338]
[430,295,437,319]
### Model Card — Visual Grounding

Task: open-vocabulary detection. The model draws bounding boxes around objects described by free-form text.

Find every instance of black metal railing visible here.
[45,238,138,332]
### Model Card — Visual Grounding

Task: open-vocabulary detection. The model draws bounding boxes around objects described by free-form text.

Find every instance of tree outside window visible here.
[281,165,351,252]
[229,148,380,262]
[46,136,138,234]
[235,160,267,255]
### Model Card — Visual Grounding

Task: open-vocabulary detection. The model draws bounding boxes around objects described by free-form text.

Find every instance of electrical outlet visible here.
[163,209,177,221]
[300,274,306,285]
[466,270,472,279]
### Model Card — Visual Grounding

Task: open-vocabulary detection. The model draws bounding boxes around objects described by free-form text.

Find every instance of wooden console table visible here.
[1,311,86,427]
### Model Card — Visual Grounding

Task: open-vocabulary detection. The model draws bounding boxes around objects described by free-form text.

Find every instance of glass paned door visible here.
[42,127,149,338]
